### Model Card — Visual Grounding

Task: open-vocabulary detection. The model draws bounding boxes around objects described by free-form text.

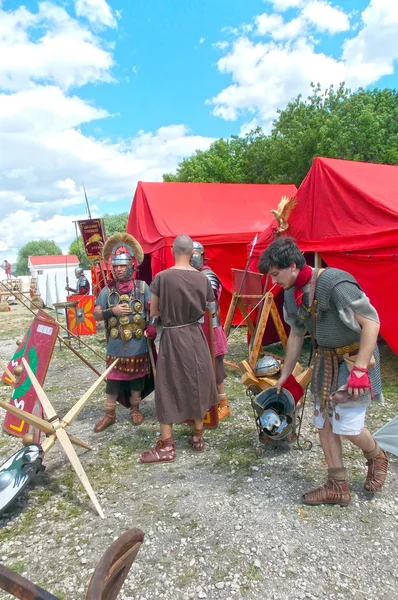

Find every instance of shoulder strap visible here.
[309,268,323,349]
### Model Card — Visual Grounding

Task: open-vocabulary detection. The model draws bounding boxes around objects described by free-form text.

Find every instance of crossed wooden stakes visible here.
[0,357,118,519]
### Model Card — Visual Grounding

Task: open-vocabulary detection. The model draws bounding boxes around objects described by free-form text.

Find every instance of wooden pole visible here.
[0,359,15,383]
[249,292,273,368]
[224,292,239,337]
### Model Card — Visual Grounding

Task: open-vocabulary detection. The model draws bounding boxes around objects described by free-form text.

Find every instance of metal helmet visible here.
[190,241,205,270]
[0,445,44,515]
[75,267,84,278]
[254,356,281,377]
[103,233,144,283]
[252,387,296,442]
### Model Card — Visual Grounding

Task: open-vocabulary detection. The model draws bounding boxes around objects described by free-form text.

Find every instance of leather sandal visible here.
[302,478,351,506]
[364,449,388,493]
[139,438,176,464]
[94,411,116,433]
[130,405,144,425]
[188,429,205,453]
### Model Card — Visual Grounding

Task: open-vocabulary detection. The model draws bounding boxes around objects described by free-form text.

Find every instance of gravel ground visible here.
[0,305,397,600]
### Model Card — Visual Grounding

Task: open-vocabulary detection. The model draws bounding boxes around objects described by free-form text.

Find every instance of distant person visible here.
[140,234,219,463]
[190,240,230,419]
[66,267,90,295]
[4,260,12,280]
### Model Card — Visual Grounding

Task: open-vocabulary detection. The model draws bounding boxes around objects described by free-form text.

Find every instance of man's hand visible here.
[276,373,290,394]
[347,367,371,398]
[111,303,131,317]
[145,325,157,340]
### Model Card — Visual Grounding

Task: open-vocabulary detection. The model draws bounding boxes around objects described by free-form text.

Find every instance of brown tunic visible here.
[150,269,219,423]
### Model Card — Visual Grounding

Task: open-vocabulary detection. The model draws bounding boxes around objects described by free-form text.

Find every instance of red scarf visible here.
[293,265,312,306]
[107,278,135,294]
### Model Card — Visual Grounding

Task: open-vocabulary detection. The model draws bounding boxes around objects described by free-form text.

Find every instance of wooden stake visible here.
[249,292,273,368]
[55,427,104,519]
[0,400,55,435]
[0,359,15,383]
[236,298,255,337]
[223,292,239,337]
[62,359,118,426]
[22,358,58,420]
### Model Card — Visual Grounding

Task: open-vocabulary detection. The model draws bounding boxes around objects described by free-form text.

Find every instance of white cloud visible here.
[343,0,398,86]
[209,36,345,122]
[255,2,349,41]
[210,0,398,128]
[0,2,114,91]
[199,37,206,44]
[213,41,229,50]
[302,1,350,34]
[265,0,304,12]
[0,2,214,265]
[255,13,284,36]
[75,0,117,29]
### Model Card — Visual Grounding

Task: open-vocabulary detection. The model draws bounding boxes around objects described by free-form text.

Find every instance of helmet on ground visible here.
[190,240,205,270]
[252,387,296,442]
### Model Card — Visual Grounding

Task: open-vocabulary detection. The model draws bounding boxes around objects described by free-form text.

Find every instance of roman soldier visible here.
[93,233,152,431]
[66,267,90,295]
[191,241,230,419]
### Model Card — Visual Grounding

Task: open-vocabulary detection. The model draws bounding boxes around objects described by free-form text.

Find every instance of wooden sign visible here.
[2,311,59,438]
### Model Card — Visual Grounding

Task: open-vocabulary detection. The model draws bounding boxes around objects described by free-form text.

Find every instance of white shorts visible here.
[313,403,366,436]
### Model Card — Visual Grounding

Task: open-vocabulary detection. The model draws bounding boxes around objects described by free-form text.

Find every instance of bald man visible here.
[140,234,219,464]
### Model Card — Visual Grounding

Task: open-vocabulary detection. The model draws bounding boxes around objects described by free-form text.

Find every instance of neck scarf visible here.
[115,279,135,294]
[293,265,312,306]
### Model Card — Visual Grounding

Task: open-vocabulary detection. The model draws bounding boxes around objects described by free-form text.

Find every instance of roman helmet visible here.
[103,233,144,282]
[252,387,296,443]
[190,241,205,270]
[74,267,84,278]
[254,356,281,377]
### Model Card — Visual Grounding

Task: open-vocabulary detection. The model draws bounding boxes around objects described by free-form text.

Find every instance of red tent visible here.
[127,181,297,321]
[250,157,398,354]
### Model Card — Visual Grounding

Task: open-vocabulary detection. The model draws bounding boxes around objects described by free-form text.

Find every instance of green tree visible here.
[163,135,266,183]
[267,83,398,185]
[103,212,129,236]
[15,240,62,276]
[68,237,90,270]
[163,84,398,187]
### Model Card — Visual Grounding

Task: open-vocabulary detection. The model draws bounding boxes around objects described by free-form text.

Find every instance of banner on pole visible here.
[78,218,106,259]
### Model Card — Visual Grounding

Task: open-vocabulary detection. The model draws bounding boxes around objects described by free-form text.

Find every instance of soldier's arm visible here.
[150,295,160,317]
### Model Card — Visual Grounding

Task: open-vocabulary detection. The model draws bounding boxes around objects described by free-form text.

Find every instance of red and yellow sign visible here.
[3,311,59,438]
[78,218,106,259]
[67,294,97,336]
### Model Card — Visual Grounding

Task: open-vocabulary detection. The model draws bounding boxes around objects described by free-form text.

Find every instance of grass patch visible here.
[176,566,197,587]
[6,559,26,574]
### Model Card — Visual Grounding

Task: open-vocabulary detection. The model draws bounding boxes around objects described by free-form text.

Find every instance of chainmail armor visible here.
[284,268,382,411]
[202,268,221,327]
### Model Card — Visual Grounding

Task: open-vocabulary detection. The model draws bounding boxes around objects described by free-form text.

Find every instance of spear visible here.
[237,234,258,299]
[65,253,69,292]
[82,182,92,219]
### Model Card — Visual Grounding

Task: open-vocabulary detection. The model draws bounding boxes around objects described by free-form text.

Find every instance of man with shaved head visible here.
[140,234,219,463]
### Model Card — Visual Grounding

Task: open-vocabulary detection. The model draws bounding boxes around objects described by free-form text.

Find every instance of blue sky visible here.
[0,0,397,264]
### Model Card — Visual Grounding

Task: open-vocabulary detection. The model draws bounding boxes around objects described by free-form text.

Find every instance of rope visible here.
[225,282,278,343]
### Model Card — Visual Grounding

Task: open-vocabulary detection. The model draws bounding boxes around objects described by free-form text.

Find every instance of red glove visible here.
[145,325,157,340]
[347,367,373,398]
